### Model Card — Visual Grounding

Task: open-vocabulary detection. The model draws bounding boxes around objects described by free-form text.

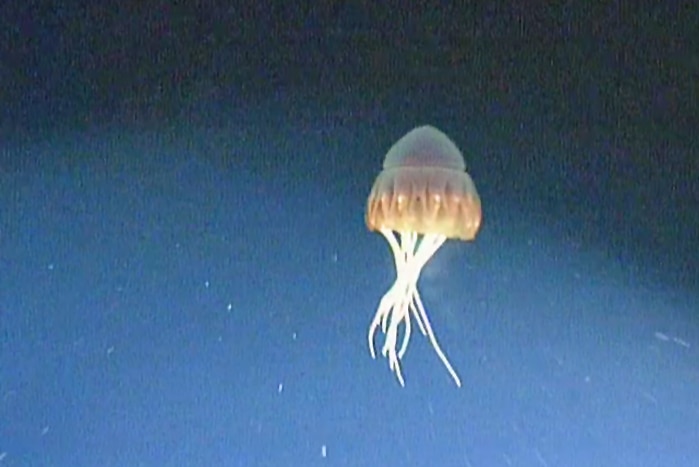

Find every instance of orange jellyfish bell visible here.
[365,125,482,387]
[366,125,482,240]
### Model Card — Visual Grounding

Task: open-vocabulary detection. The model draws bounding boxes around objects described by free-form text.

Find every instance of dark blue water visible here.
[1,4,698,467]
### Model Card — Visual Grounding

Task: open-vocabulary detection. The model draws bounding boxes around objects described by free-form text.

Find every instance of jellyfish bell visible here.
[365,125,482,387]
[367,125,481,240]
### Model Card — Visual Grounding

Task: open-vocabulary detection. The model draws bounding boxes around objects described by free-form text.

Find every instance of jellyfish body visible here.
[366,125,482,387]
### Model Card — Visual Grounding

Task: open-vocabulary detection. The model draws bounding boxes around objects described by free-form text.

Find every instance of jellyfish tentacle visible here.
[368,229,403,359]
[368,287,395,358]
[367,230,416,383]
[410,270,462,387]
[409,233,462,387]
[405,233,443,337]
[369,228,461,387]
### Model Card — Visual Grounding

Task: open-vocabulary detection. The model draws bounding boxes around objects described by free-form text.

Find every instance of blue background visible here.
[1,3,698,466]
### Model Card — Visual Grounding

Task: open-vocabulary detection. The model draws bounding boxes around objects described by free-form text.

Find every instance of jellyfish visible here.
[365,125,482,387]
